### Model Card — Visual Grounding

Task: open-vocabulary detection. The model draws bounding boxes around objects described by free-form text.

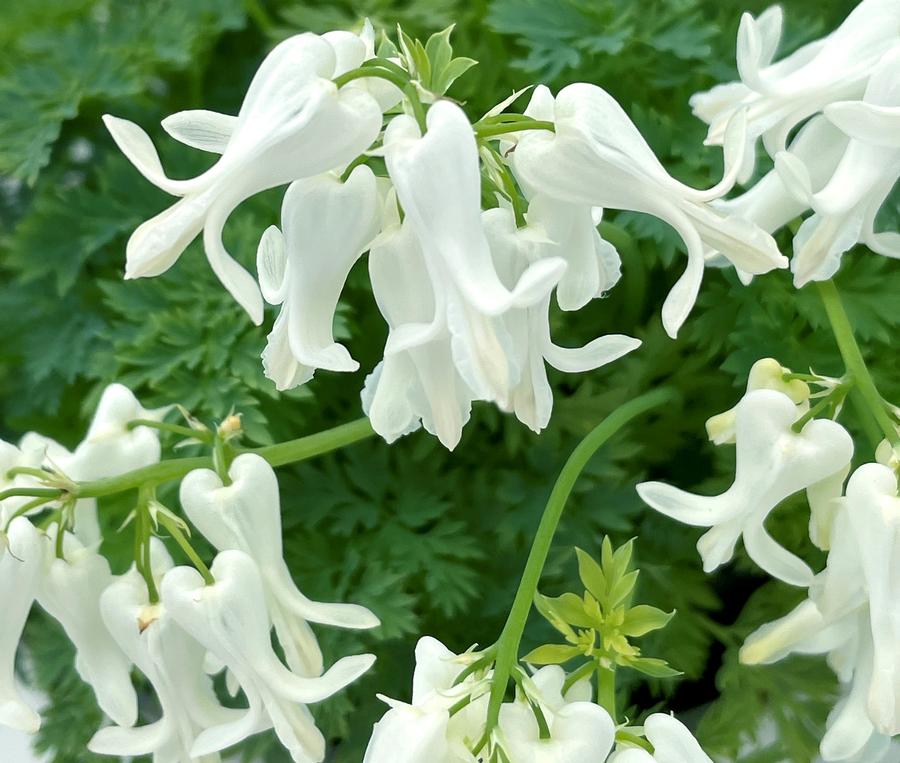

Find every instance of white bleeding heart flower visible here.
[37,529,137,728]
[704,357,810,445]
[706,116,848,285]
[384,99,565,320]
[608,713,713,763]
[19,383,166,546]
[161,550,375,763]
[512,83,786,338]
[104,33,382,324]
[690,1,900,181]
[740,463,900,761]
[179,453,378,678]
[637,389,853,586]
[362,214,477,450]
[483,207,640,433]
[775,46,900,286]
[324,20,404,111]
[89,547,248,763]
[0,518,45,733]
[364,637,489,763]
[497,698,615,763]
[258,164,381,390]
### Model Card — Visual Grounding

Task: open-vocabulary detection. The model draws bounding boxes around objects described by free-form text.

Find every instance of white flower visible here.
[637,389,853,585]
[512,83,786,338]
[161,550,375,763]
[740,463,900,761]
[104,33,383,323]
[324,20,404,111]
[383,100,565,319]
[608,713,713,763]
[364,637,489,763]
[362,214,477,450]
[690,1,900,181]
[704,357,810,445]
[706,116,848,284]
[513,84,622,311]
[258,165,382,390]
[37,529,137,728]
[497,695,615,763]
[775,47,900,285]
[20,383,166,546]
[178,453,379,677]
[0,518,45,733]
[483,207,640,433]
[89,545,245,763]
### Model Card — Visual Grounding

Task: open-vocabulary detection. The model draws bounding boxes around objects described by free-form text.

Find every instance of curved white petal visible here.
[161,109,238,154]
[257,225,288,305]
[643,712,714,763]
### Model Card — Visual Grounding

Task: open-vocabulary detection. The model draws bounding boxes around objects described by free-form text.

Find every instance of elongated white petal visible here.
[161,109,238,153]
[102,116,188,195]
[0,519,44,734]
[262,309,315,391]
[89,720,171,756]
[743,521,814,587]
[279,165,381,372]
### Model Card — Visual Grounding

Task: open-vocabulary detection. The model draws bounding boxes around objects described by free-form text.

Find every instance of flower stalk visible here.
[484,386,678,732]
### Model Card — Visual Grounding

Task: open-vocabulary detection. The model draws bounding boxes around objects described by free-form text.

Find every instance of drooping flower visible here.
[161,550,375,763]
[179,453,379,677]
[690,0,900,181]
[363,637,490,763]
[362,213,478,450]
[383,99,566,320]
[483,206,640,433]
[497,700,615,763]
[705,116,848,284]
[0,518,45,733]
[740,463,900,761]
[608,713,713,763]
[37,529,137,728]
[774,46,900,285]
[89,544,246,763]
[19,383,167,545]
[512,83,786,337]
[258,164,382,390]
[104,33,383,323]
[637,389,853,586]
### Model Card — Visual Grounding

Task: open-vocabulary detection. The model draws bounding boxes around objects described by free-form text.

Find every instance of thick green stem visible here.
[597,665,616,719]
[75,418,376,498]
[484,387,676,731]
[817,280,899,447]
[475,120,555,140]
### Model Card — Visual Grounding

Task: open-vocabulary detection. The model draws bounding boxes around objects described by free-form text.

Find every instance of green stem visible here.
[75,418,376,498]
[127,418,209,441]
[157,512,215,586]
[475,120,555,140]
[597,665,617,719]
[0,487,62,502]
[333,66,408,92]
[817,280,899,447]
[5,466,51,481]
[404,83,428,132]
[791,380,852,433]
[561,660,596,693]
[484,387,677,731]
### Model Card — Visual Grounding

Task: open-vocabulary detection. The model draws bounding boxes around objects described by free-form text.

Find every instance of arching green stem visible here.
[484,387,677,732]
[817,280,899,447]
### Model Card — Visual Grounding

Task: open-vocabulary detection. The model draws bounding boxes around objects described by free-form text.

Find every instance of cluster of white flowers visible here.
[693,0,900,286]
[364,636,713,763]
[637,356,900,762]
[0,386,378,763]
[104,13,815,450]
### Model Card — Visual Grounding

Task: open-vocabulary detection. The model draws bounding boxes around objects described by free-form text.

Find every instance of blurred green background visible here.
[2,1,897,761]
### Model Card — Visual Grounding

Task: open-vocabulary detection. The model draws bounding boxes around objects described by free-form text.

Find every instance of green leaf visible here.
[575,546,607,604]
[620,605,675,637]
[522,643,582,665]
[622,656,682,678]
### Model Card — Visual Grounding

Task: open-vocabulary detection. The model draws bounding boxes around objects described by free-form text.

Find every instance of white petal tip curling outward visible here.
[102,115,175,193]
[257,225,288,306]
[203,203,265,326]
[825,101,900,149]
[161,109,238,154]
[643,713,714,763]
[660,245,705,339]
[0,701,41,735]
[545,334,641,374]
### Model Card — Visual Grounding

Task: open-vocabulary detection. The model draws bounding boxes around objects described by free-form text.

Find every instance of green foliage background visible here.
[1,1,896,762]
